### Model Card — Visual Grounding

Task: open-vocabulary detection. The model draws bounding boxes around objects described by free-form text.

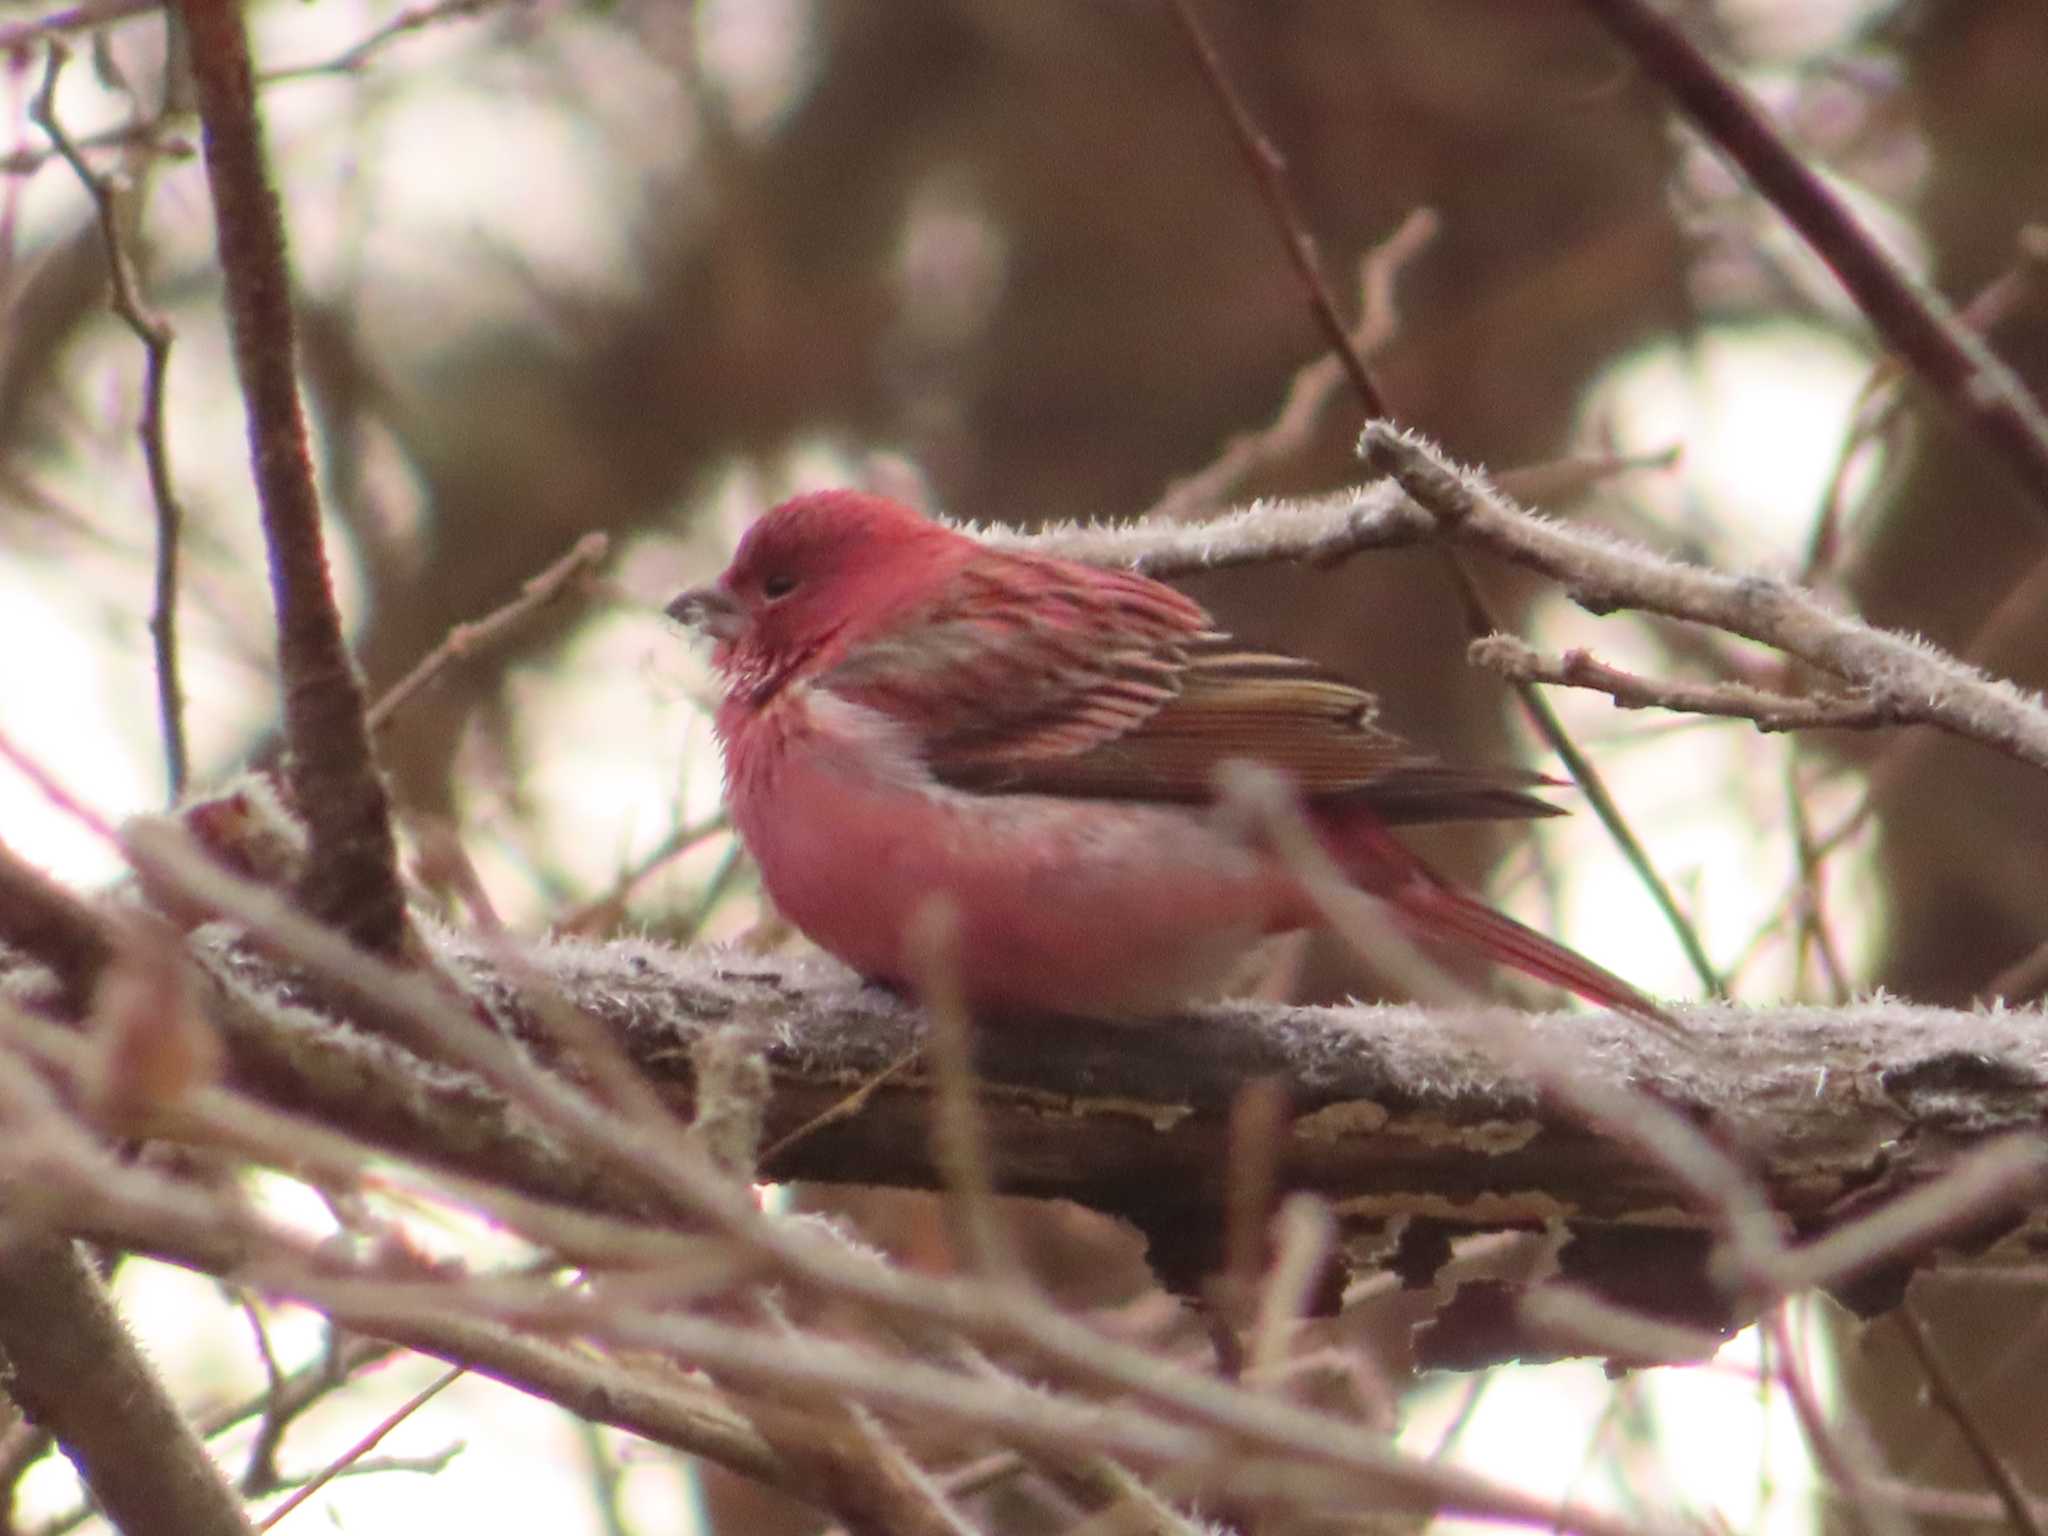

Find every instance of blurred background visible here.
[3,0,2046,1531]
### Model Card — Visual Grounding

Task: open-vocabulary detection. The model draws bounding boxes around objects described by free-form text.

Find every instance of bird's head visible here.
[666,490,970,701]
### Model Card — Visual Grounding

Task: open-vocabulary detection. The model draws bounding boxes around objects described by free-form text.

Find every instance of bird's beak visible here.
[665,584,745,642]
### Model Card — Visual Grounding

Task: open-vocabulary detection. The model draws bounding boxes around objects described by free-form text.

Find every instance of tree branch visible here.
[1575,0,2048,524]
[1359,425,2048,776]
[0,1236,255,1536]
[1471,635,1904,733]
[29,44,191,802]
[175,0,408,955]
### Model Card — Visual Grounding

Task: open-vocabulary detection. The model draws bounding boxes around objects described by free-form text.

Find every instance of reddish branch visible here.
[1576,0,2048,524]
[175,0,408,956]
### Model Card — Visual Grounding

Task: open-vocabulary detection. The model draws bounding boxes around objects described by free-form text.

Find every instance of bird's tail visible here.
[1314,806,1677,1030]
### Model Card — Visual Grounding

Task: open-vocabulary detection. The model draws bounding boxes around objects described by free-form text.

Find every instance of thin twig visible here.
[1472,635,1899,733]
[1802,224,2047,588]
[1768,1138,2048,1298]
[1762,1306,1903,1536]
[111,821,1665,1536]
[1575,0,2048,524]
[1245,1194,1333,1387]
[1221,1076,1288,1320]
[1783,758,1850,1004]
[263,0,510,84]
[0,117,194,179]
[1162,0,1390,419]
[176,0,409,955]
[842,1400,989,1536]
[255,1365,463,1531]
[555,812,730,936]
[238,1295,291,1493]
[27,46,190,800]
[367,531,609,735]
[0,730,119,843]
[757,1046,921,1169]
[0,834,115,1015]
[1892,1304,2047,1536]
[1445,561,1725,999]
[1518,1287,1729,1367]
[1144,208,1439,523]
[0,1009,799,1501]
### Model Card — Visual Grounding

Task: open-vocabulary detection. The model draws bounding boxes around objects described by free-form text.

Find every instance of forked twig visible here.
[368,532,609,735]
[254,1367,464,1532]
[29,45,190,800]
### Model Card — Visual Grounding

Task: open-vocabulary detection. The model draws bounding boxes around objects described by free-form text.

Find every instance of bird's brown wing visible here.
[943,638,1564,824]
[823,554,1560,826]
[819,553,1213,766]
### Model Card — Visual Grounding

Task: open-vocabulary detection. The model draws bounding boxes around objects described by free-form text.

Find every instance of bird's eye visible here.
[761,573,800,600]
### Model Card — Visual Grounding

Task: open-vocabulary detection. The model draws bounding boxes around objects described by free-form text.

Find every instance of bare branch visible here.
[0,1237,255,1536]
[907,900,1026,1288]
[1153,5,1714,998]
[1763,1306,1904,1536]
[0,836,113,1016]
[0,0,157,54]
[175,0,408,955]
[1471,635,1901,732]
[368,532,610,737]
[263,0,512,84]
[253,1366,463,1532]
[1144,208,1441,524]
[1444,556,1725,1001]
[1359,424,2048,776]
[1162,0,1390,419]
[1575,0,2048,524]
[28,45,192,801]
[0,117,192,179]
[555,812,729,937]
[1893,1304,2048,1536]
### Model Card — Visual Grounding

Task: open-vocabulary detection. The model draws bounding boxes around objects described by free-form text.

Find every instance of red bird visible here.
[668,490,1669,1025]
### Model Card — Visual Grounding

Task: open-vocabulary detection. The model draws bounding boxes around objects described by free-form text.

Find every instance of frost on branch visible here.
[89,923,2048,1364]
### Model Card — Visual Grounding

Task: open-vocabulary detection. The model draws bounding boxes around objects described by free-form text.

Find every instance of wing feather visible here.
[820,555,1207,765]
[823,554,1560,826]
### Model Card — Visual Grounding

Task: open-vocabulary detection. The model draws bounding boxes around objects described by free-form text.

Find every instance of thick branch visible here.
[176,0,407,955]
[175,930,2048,1322]
[0,1236,255,1536]
[3,838,2042,1351]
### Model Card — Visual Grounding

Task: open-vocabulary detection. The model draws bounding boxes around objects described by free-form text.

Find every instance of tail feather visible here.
[1315,807,1678,1030]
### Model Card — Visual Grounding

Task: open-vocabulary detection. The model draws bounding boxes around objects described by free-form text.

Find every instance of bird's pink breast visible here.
[721,688,1292,1016]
